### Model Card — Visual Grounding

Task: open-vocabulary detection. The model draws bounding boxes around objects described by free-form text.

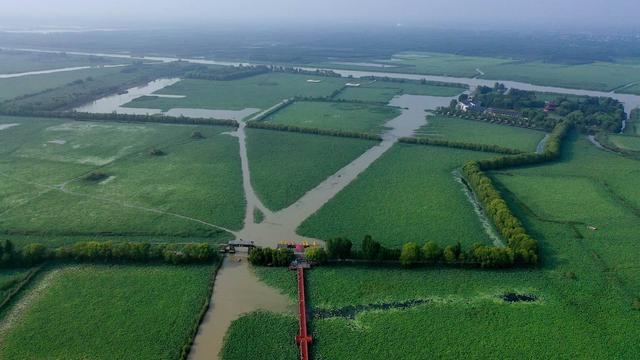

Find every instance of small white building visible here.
[457,100,478,112]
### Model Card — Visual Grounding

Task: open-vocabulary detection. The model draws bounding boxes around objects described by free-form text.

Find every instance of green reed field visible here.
[0,264,216,360]
[124,73,348,111]
[264,100,400,134]
[0,116,242,244]
[415,115,546,152]
[246,128,375,211]
[220,311,298,360]
[298,143,495,248]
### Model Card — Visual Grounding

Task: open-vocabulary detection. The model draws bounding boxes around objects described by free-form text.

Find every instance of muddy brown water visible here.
[188,255,294,360]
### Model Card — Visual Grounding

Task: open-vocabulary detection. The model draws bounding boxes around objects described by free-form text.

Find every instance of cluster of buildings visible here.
[456,98,530,120]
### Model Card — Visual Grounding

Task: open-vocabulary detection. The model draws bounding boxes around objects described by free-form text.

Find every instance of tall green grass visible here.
[0,264,216,360]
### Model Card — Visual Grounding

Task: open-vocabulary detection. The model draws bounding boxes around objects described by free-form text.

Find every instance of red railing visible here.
[295,267,312,360]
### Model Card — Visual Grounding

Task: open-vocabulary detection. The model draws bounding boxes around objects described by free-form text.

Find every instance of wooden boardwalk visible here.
[295,267,312,360]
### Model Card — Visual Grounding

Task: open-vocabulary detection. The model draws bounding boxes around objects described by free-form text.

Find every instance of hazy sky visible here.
[1,0,637,30]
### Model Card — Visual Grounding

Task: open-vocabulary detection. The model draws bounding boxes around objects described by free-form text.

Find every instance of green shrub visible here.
[400,242,421,268]
[326,237,352,260]
[305,247,328,264]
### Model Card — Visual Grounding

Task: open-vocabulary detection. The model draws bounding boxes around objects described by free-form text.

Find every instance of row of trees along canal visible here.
[250,120,573,269]
[0,240,218,268]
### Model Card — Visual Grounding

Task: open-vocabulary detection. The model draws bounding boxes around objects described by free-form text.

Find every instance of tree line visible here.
[399,136,523,155]
[185,65,271,81]
[0,109,239,128]
[439,107,556,131]
[474,120,572,170]
[358,75,468,90]
[0,240,218,268]
[245,121,382,140]
[247,235,527,269]
[459,121,573,266]
[250,99,295,122]
[247,247,296,266]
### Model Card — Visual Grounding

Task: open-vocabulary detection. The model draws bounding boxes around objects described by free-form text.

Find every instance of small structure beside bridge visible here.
[218,239,257,253]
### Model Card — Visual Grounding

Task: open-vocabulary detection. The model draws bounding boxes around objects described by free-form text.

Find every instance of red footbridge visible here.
[295,266,312,360]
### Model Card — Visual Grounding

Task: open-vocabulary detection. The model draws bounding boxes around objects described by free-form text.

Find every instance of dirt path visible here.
[0,268,66,345]
[0,171,236,235]
[188,255,294,360]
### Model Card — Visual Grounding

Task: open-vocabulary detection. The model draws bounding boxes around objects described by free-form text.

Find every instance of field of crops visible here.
[124,73,347,112]
[220,311,298,360]
[415,115,546,152]
[0,264,216,359]
[264,101,399,134]
[0,66,123,101]
[335,79,464,103]
[246,128,375,211]
[0,116,242,245]
[298,143,495,248]
[492,133,640,294]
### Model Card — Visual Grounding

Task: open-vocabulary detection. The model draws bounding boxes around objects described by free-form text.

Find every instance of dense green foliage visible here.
[0,239,218,267]
[0,264,216,359]
[248,247,295,266]
[246,128,374,210]
[220,311,298,360]
[461,121,573,266]
[450,83,626,132]
[326,237,352,260]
